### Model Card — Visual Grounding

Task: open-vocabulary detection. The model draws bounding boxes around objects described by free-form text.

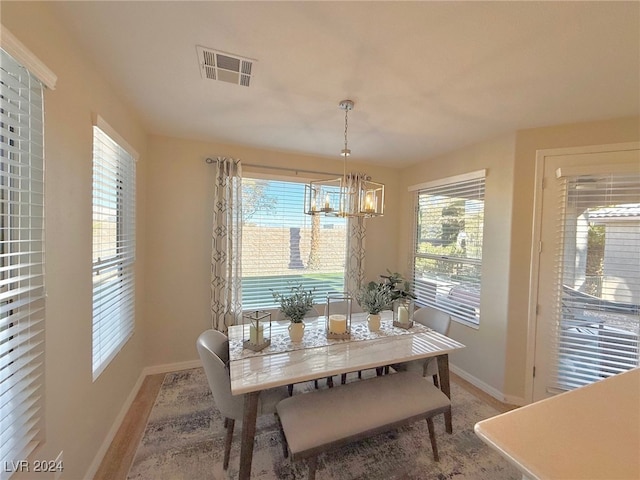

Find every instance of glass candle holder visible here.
[325,293,352,339]
[242,310,271,352]
[392,297,414,329]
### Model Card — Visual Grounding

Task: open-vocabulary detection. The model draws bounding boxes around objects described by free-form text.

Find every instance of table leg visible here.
[238,391,260,480]
[437,354,453,434]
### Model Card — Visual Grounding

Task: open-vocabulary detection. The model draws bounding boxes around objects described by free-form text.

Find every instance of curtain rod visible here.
[205,157,340,177]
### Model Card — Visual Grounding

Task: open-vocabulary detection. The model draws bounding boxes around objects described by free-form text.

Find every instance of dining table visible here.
[227,311,466,480]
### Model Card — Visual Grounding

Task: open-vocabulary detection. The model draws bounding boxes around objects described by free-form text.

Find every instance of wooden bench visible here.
[276,371,452,479]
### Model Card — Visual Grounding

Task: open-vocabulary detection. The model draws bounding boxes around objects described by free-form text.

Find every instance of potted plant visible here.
[379,270,417,326]
[379,270,417,301]
[356,281,392,332]
[272,285,315,341]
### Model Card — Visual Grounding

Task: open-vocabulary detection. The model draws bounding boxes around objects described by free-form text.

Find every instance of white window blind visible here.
[0,49,46,477]
[550,170,640,391]
[92,120,136,380]
[241,177,347,310]
[412,172,485,325]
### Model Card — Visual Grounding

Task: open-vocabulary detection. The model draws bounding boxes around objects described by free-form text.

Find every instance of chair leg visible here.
[314,379,319,389]
[341,373,347,384]
[307,455,318,480]
[288,384,294,396]
[326,376,334,388]
[275,414,289,459]
[426,417,439,462]
[358,370,362,379]
[432,374,439,388]
[223,417,235,470]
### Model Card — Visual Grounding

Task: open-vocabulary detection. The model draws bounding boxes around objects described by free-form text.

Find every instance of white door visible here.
[532,145,640,401]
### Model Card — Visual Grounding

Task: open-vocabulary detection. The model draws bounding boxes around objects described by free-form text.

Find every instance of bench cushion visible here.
[276,371,450,458]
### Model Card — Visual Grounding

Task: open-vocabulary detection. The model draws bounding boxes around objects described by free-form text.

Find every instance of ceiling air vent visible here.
[196,46,254,87]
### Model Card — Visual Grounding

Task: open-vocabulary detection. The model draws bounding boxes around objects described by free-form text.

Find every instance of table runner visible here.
[229,318,432,361]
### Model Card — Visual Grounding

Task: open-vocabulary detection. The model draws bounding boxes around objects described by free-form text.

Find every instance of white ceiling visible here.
[50,1,639,167]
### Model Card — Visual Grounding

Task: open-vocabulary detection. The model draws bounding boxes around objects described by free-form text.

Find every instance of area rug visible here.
[127,368,521,480]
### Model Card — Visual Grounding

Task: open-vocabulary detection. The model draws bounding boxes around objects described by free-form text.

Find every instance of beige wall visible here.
[3,1,639,476]
[399,117,640,402]
[399,134,517,396]
[399,117,639,402]
[2,3,148,478]
[505,116,640,399]
[145,134,401,366]
[1,4,400,473]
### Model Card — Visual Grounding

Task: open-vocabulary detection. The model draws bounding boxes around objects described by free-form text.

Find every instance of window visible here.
[92,117,136,380]
[241,177,347,310]
[0,49,46,475]
[551,169,639,390]
[411,171,485,326]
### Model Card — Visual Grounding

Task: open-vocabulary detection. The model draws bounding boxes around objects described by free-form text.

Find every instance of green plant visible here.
[356,282,392,314]
[379,270,417,301]
[272,285,315,323]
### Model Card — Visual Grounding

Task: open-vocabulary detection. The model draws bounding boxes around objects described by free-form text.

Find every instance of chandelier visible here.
[304,100,385,218]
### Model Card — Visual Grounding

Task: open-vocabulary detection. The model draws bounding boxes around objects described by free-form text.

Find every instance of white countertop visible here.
[474,368,640,480]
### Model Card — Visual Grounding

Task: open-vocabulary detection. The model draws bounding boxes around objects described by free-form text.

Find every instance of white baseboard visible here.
[87,359,203,479]
[503,393,526,406]
[450,363,526,406]
[141,359,202,376]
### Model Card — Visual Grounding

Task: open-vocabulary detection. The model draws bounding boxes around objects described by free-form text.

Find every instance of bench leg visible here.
[307,456,318,480]
[223,418,235,470]
[426,417,439,462]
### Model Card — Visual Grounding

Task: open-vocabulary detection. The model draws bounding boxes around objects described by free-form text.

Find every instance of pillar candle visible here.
[364,193,374,212]
[250,324,264,344]
[329,314,347,334]
[397,306,409,323]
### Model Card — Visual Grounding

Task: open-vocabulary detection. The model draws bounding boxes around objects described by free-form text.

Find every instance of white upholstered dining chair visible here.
[391,306,451,387]
[196,329,289,470]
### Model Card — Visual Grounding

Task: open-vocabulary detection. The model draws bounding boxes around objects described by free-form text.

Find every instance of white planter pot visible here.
[367,313,381,332]
[288,321,305,342]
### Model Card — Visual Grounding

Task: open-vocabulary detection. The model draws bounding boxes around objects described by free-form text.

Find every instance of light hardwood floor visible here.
[94,371,517,480]
[93,373,165,480]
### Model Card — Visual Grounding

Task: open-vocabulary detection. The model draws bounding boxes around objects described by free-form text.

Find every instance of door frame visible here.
[525,141,640,404]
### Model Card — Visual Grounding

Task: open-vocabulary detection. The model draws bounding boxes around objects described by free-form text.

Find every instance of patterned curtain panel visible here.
[345,215,366,296]
[210,157,243,333]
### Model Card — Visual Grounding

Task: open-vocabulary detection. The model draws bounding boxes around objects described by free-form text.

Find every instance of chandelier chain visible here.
[343,106,349,179]
[344,106,349,154]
